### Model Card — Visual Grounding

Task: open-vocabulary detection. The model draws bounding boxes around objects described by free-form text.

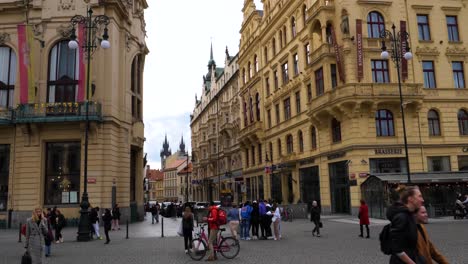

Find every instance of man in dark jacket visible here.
[310,201,321,237]
[387,186,425,264]
[258,200,267,240]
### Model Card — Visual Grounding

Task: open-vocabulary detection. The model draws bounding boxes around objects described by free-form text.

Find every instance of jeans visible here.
[240,219,250,239]
[93,222,100,238]
[45,245,51,256]
[151,214,159,224]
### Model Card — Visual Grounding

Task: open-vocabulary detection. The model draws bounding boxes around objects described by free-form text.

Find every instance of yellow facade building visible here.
[238,0,468,215]
[0,0,148,226]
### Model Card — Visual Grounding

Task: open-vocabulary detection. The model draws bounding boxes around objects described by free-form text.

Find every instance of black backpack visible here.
[379,223,392,255]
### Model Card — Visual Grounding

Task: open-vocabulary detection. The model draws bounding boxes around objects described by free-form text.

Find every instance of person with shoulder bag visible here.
[25,207,48,264]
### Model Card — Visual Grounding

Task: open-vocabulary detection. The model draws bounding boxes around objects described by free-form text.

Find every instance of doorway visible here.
[329,161,350,214]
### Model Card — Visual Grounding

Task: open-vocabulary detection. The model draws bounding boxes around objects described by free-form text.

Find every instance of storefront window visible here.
[370,158,407,174]
[0,145,9,211]
[45,142,80,205]
[258,176,264,200]
[427,156,451,172]
[458,156,468,171]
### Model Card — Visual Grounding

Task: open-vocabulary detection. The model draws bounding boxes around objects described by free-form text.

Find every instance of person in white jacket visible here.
[271,202,281,241]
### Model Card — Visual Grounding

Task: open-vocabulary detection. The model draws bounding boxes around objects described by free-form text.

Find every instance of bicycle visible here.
[188,223,240,261]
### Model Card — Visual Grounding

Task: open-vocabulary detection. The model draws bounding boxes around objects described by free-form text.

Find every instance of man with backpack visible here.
[382,186,425,264]
[204,201,221,261]
[240,201,253,240]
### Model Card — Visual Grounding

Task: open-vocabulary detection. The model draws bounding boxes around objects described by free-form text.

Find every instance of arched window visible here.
[331,118,341,143]
[298,130,304,152]
[367,11,385,38]
[458,109,468,135]
[283,25,287,45]
[277,139,282,156]
[279,30,283,48]
[243,100,248,126]
[254,54,259,73]
[242,68,246,84]
[302,5,307,27]
[131,54,143,119]
[272,38,276,55]
[375,109,395,136]
[248,61,252,78]
[428,110,441,136]
[48,40,78,103]
[264,47,268,63]
[286,134,293,153]
[249,97,254,123]
[0,46,16,107]
[255,93,261,121]
[269,142,273,161]
[291,17,297,38]
[311,126,317,149]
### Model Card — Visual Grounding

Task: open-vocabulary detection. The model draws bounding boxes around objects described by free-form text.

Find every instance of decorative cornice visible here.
[0,33,11,45]
[57,23,73,38]
[411,5,433,11]
[446,46,468,58]
[415,46,440,56]
[441,6,461,12]
[357,0,392,6]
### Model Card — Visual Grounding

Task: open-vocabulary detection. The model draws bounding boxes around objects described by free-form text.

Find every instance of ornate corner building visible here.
[191,45,242,204]
[0,0,148,225]
[238,0,468,215]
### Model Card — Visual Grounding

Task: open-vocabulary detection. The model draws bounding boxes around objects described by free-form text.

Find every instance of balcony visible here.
[310,43,333,66]
[239,121,264,142]
[0,109,13,125]
[307,0,335,20]
[15,102,102,123]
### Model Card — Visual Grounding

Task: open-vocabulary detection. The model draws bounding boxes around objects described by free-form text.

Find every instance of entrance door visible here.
[299,166,320,205]
[0,145,9,212]
[270,173,282,203]
[329,161,350,214]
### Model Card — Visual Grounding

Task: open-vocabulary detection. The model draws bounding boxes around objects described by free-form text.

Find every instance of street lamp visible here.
[380,24,413,184]
[68,5,110,241]
[184,152,190,203]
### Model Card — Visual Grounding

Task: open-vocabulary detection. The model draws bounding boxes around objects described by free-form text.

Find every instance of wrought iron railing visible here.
[15,101,102,123]
[0,109,13,124]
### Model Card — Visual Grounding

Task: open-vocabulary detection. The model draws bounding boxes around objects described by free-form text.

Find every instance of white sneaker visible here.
[185,249,188,254]
[60,238,63,243]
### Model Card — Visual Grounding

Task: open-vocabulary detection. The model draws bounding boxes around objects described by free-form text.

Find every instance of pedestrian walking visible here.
[271,203,281,241]
[111,204,121,230]
[387,186,425,264]
[415,206,449,264]
[358,199,370,238]
[54,210,66,243]
[240,201,253,240]
[43,211,53,257]
[258,200,267,240]
[182,206,194,254]
[151,204,158,224]
[102,209,112,244]
[250,201,260,239]
[90,207,102,240]
[24,207,48,264]
[310,201,321,237]
[203,201,220,261]
[227,204,240,240]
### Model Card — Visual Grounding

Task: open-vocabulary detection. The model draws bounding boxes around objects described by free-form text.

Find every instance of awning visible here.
[369,171,468,184]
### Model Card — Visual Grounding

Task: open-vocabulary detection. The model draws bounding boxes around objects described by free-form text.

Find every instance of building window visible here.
[269,142,274,161]
[265,77,270,95]
[282,62,289,84]
[370,158,407,174]
[249,97,254,123]
[367,11,385,38]
[256,93,261,121]
[302,5,307,26]
[131,55,143,120]
[311,126,317,149]
[375,109,395,136]
[298,130,304,152]
[0,46,16,108]
[248,62,252,79]
[0,145,10,211]
[246,150,249,167]
[307,83,312,101]
[331,118,342,143]
[427,156,451,172]
[305,43,311,65]
[243,101,248,126]
[452,61,465,88]
[284,97,291,120]
[293,53,299,76]
[446,16,459,42]
[274,70,279,90]
[277,139,282,156]
[428,110,441,136]
[279,30,283,49]
[331,64,337,89]
[283,26,287,45]
[423,61,436,88]
[417,15,431,41]
[254,54,259,73]
[371,60,390,83]
[315,67,324,95]
[264,47,268,64]
[275,103,280,124]
[48,40,78,103]
[252,146,255,166]
[267,109,272,128]
[458,156,468,171]
[291,17,297,38]
[242,68,246,84]
[295,91,301,114]
[45,142,81,205]
[258,144,262,165]
[286,134,293,154]
[458,109,468,135]
[272,38,276,55]
[212,124,216,134]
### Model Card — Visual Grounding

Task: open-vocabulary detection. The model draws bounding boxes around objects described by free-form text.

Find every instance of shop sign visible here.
[356,19,363,81]
[349,173,356,179]
[374,148,402,155]
[87,178,96,184]
[359,173,369,178]
[299,158,315,166]
[327,151,346,160]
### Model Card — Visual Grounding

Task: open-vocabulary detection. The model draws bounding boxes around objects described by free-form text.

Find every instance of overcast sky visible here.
[143,1,263,169]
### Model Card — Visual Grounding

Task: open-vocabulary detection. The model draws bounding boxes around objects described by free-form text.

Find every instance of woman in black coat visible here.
[102,209,112,244]
[310,201,321,237]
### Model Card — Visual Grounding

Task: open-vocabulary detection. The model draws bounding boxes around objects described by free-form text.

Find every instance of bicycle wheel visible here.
[219,237,240,259]
[188,238,207,261]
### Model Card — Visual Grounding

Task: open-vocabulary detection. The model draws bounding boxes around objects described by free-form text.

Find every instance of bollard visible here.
[126,220,129,239]
[161,217,164,238]
[18,222,22,243]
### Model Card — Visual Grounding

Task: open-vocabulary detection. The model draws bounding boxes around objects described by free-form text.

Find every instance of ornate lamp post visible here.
[380,24,413,184]
[68,3,110,241]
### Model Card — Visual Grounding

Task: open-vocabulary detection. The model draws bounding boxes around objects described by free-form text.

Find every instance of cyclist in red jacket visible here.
[203,201,219,261]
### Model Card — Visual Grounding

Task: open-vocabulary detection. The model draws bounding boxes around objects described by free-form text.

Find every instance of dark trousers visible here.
[250,217,259,237]
[265,217,272,237]
[183,229,193,250]
[104,225,111,242]
[312,220,320,235]
[55,227,62,241]
[259,215,266,238]
[360,224,369,237]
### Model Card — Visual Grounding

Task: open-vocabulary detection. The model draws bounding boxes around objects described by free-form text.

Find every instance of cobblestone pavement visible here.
[0,214,466,264]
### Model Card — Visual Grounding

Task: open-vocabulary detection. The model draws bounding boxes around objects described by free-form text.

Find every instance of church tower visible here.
[160,134,172,169]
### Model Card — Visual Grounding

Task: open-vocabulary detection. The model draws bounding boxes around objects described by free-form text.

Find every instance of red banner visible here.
[17,24,35,104]
[400,21,408,80]
[330,25,345,82]
[77,24,86,102]
[356,19,363,82]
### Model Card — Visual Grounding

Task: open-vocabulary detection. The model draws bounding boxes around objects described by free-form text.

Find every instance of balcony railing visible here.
[15,102,102,123]
[308,0,335,19]
[0,109,13,125]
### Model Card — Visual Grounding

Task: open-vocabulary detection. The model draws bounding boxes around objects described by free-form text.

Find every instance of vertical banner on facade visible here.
[400,21,408,80]
[77,24,86,102]
[356,19,364,82]
[17,24,35,104]
[330,25,345,82]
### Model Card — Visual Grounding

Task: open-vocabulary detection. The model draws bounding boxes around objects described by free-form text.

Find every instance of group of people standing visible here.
[89,204,121,244]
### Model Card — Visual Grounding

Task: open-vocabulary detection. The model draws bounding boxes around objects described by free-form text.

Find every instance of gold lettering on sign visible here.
[374,148,403,155]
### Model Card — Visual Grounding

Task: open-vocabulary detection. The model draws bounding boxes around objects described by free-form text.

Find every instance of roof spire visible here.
[208,41,216,69]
